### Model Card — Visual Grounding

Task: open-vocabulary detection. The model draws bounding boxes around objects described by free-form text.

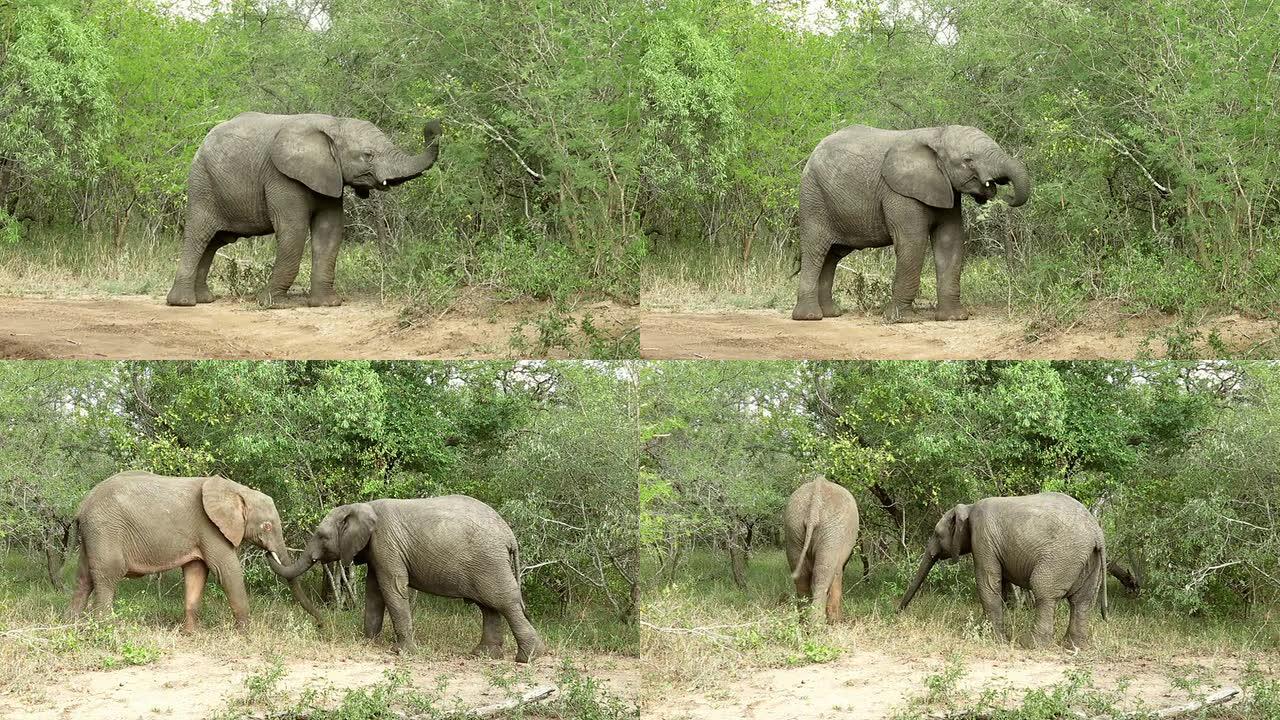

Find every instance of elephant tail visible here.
[790,486,821,581]
[1096,540,1109,621]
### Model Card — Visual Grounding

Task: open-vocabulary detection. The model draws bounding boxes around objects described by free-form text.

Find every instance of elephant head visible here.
[898,503,972,610]
[882,126,1031,209]
[267,502,377,581]
[271,117,442,200]
[203,476,324,621]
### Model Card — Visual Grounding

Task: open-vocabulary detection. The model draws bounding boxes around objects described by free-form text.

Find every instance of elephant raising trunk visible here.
[898,537,941,611]
[379,121,441,187]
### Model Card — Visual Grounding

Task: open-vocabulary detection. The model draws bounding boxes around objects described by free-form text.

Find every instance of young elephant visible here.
[69,470,317,631]
[783,477,860,623]
[268,496,545,663]
[899,492,1108,648]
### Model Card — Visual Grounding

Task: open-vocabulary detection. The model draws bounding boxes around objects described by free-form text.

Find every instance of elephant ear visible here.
[338,504,377,565]
[881,137,955,209]
[271,122,343,198]
[948,504,970,561]
[201,476,246,548]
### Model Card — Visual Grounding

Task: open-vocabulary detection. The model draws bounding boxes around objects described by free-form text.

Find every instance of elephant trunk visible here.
[996,151,1031,207]
[899,540,939,611]
[267,545,325,624]
[382,120,441,185]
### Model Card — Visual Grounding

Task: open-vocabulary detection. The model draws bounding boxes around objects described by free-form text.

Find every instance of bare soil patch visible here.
[640,304,1280,359]
[0,645,639,719]
[0,291,636,360]
[642,648,1260,720]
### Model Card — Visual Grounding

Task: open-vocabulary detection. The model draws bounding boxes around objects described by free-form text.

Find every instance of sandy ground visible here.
[640,305,1280,359]
[0,646,639,719]
[0,292,636,360]
[642,649,1261,720]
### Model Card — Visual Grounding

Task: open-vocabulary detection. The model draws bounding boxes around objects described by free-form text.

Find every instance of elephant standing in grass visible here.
[784,477,860,624]
[68,471,320,631]
[793,125,1031,323]
[166,112,441,308]
[899,492,1107,649]
[267,496,546,663]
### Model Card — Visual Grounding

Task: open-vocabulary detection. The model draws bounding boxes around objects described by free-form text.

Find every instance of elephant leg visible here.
[193,233,234,304]
[792,566,812,601]
[307,201,344,307]
[89,569,119,617]
[181,560,208,632]
[1028,592,1058,649]
[1001,576,1013,607]
[67,550,93,618]
[501,600,545,664]
[824,566,843,624]
[472,604,506,659]
[363,566,386,639]
[258,206,310,307]
[209,558,249,631]
[167,211,220,306]
[375,570,415,652]
[932,215,969,321]
[808,558,835,625]
[883,210,930,323]
[1063,590,1094,649]
[818,246,852,318]
[973,559,1008,642]
[793,218,835,321]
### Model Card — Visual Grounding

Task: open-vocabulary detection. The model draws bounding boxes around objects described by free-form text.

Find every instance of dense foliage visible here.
[0,0,642,303]
[642,360,1280,617]
[643,0,1280,321]
[0,360,638,622]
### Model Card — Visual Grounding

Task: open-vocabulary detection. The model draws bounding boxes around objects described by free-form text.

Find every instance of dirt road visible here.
[642,648,1258,720]
[0,293,636,360]
[1,646,638,719]
[640,305,1280,359]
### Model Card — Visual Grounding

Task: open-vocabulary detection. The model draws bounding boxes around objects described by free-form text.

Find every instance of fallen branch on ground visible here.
[0,624,78,637]
[244,685,558,720]
[924,685,1241,720]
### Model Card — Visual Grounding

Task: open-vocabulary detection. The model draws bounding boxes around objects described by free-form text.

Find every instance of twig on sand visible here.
[923,685,1242,720]
[0,624,78,637]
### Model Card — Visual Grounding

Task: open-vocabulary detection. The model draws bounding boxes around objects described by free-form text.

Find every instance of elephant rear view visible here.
[268,495,546,663]
[166,112,442,308]
[792,124,1031,323]
[783,476,860,624]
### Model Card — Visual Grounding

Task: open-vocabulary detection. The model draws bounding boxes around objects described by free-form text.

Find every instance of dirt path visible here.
[642,649,1258,720]
[0,293,636,360]
[1,647,639,719]
[640,305,1280,359]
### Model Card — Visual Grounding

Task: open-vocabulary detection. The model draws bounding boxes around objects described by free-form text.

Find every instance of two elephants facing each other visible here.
[899,492,1108,649]
[67,471,544,664]
[166,112,442,309]
[793,124,1032,323]
[266,496,547,664]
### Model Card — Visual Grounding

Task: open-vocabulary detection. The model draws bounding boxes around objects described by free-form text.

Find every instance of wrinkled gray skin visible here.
[783,477,860,624]
[166,112,442,308]
[899,492,1107,649]
[793,125,1031,323]
[268,496,545,663]
[68,471,319,631]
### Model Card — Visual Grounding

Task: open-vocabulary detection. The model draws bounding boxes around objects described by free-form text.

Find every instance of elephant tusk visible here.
[270,551,281,564]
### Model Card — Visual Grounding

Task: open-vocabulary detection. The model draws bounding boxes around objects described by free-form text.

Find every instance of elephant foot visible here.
[195,288,216,304]
[166,286,197,307]
[820,304,843,318]
[934,305,970,321]
[1060,635,1090,650]
[472,643,505,660]
[883,304,929,323]
[514,639,546,664]
[1020,634,1052,650]
[792,301,824,321]
[307,291,343,307]
[391,640,417,655]
[180,621,197,634]
[255,288,288,308]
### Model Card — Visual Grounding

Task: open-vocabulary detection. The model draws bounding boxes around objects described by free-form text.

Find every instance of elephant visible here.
[166,112,442,308]
[267,495,546,663]
[783,476,860,624]
[898,492,1108,649]
[68,470,319,631]
[792,124,1031,323]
